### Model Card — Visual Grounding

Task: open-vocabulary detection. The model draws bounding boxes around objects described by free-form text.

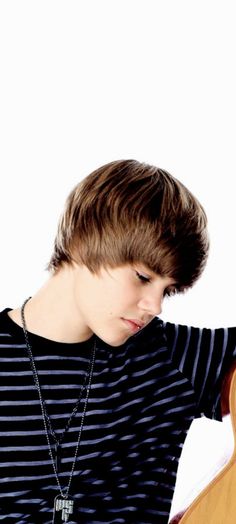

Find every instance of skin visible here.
[169,510,186,523]
[8,262,175,347]
[11,261,232,522]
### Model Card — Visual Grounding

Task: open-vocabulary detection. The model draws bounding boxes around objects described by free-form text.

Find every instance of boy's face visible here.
[72,263,175,347]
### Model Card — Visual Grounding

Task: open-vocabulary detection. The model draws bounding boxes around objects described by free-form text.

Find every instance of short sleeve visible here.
[163,322,236,422]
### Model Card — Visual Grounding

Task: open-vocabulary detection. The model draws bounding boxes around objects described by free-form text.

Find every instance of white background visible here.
[0,1,235,520]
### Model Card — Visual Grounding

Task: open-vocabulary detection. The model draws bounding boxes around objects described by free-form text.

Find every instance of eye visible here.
[136,271,151,284]
[164,287,178,298]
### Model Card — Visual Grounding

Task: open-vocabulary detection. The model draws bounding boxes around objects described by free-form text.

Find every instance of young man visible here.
[0,159,235,524]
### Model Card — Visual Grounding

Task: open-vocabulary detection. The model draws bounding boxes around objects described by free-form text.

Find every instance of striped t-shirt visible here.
[0,307,236,524]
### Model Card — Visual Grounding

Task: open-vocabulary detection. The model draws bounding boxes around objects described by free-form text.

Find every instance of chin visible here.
[99,333,132,347]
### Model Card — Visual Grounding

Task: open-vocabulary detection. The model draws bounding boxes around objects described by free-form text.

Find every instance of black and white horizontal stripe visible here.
[0,308,236,524]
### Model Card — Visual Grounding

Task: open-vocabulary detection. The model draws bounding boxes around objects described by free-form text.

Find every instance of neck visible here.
[9,265,94,344]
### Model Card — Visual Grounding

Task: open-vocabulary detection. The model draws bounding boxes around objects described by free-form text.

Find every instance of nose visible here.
[138,292,163,317]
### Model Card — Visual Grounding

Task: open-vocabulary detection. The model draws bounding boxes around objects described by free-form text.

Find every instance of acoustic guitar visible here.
[179,365,236,523]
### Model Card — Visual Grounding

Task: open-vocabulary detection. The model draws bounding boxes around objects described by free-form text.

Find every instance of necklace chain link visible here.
[21,297,96,499]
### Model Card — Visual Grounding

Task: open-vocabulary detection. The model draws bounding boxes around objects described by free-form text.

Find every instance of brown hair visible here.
[47,159,209,293]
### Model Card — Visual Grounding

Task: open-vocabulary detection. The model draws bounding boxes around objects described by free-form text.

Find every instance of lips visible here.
[122,318,146,333]
[126,319,145,328]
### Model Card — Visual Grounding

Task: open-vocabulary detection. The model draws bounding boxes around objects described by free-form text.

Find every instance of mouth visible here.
[122,318,145,333]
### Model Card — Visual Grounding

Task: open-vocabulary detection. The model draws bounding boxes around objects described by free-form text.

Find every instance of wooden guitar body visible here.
[179,367,236,523]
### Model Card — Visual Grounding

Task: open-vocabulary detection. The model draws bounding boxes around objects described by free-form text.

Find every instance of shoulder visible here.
[0,307,12,331]
[0,307,19,341]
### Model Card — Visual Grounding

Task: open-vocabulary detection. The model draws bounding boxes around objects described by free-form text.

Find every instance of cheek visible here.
[88,277,136,316]
[101,290,127,317]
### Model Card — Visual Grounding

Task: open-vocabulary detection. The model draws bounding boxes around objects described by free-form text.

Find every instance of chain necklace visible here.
[21,297,97,523]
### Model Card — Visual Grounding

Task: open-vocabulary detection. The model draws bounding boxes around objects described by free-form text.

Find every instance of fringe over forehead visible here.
[47,159,209,291]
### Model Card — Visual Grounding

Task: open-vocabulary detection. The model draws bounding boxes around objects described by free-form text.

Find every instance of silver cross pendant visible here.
[53,495,75,523]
